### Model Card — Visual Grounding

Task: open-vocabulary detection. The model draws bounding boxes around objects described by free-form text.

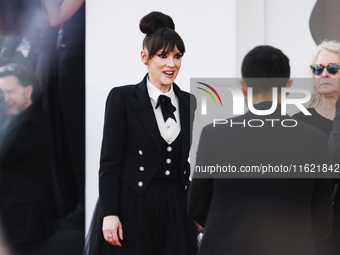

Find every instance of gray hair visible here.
[310,40,340,107]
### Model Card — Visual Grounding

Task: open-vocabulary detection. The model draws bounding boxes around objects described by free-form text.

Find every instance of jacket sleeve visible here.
[99,87,127,217]
[187,125,213,227]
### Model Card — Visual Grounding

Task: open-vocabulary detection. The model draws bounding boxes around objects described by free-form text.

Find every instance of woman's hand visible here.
[102,215,123,246]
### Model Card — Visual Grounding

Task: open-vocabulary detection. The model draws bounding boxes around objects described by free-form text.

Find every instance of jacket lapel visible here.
[129,76,191,165]
[174,83,190,167]
[129,75,163,155]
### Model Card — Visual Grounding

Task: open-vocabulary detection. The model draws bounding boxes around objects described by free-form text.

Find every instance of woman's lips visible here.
[163,71,175,77]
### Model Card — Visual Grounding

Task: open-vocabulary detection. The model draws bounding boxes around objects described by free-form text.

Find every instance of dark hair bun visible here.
[140,11,175,35]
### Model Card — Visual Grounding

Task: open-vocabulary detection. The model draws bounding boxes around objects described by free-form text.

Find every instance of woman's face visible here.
[141,47,183,92]
[314,49,340,97]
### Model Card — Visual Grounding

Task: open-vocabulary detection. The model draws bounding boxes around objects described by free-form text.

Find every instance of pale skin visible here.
[141,47,183,93]
[313,49,340,120]
[102,47,183,246]
[102,215,123,246]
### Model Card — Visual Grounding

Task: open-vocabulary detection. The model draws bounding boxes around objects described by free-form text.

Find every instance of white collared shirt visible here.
[147,78,181,144]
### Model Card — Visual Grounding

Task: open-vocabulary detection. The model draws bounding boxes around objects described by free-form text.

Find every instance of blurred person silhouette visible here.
[42,0,85,226]
[0,0,48,69]
[0,88,10,255]
[0,0,68,227]
[0,63,55,255]
[0,88,9,136]
[0,0,59,117]
[188,46,333,255]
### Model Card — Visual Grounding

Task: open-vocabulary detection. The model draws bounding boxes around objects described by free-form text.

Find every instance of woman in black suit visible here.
[84,11,197,255]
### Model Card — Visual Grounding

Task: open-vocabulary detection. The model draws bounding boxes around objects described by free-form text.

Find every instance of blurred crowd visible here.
[0,0,85,254]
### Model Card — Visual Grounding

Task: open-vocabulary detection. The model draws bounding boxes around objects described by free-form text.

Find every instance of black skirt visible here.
[83,179,198,255]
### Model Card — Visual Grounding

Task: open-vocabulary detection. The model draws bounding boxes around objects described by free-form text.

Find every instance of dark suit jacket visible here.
[99,75,196,216]
[0,104,55,245]
[326,96,340,255]
[330,95,340,164]
[188,102,332,255]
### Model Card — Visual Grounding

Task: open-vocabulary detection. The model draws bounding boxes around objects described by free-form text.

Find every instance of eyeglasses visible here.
[310,63,340,76]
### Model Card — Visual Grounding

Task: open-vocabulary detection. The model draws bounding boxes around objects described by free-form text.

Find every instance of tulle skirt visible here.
[83,179,198,255]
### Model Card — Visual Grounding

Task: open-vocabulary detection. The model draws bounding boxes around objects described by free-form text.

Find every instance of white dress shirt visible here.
[147,78,181,144]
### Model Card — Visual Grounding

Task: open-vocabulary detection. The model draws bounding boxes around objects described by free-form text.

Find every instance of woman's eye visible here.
[174,54,183,59]
[158,53,167,58]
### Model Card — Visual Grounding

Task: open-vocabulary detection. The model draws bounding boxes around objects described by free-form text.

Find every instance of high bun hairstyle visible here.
[140,11,185,60]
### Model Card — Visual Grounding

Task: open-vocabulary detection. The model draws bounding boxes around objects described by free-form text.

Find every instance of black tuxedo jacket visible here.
[0,105,55,245]
[188,102,332,255]
[99,75,196,216]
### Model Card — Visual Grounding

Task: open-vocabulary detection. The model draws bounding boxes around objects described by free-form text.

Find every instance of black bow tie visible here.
[155,95,176,122]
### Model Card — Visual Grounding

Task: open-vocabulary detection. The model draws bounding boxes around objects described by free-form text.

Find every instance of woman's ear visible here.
[141,50,148,65]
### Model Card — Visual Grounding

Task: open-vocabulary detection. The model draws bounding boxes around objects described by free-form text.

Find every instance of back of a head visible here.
[140,11,185,59]
[241,45,290,93]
